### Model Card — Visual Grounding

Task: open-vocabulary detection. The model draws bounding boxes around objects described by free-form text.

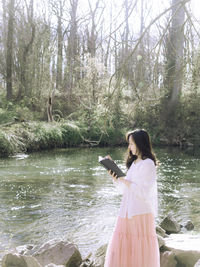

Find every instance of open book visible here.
[98,156,126,178]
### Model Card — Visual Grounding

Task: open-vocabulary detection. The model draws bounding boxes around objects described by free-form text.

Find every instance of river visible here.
[0,146,200,259]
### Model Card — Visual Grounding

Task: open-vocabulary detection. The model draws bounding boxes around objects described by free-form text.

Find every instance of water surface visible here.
[0,146,200,258]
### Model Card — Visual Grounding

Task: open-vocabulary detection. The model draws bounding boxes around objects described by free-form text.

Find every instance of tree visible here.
[6,0,15,100]
[55,0,64,91]
[163,0,188,111]
[64,0,79,95]
[17,0,35,100]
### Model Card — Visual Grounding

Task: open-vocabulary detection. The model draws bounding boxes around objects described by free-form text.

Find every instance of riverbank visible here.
[1,216,200,267]
[1,146,200,266]
[1,232,200,267]
[0,120,198,158]
[0,121,127,158]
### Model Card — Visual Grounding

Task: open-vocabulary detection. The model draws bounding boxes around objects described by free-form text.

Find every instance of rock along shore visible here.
[1,215,200,267]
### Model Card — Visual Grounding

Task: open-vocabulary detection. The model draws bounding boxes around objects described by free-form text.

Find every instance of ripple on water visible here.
[12,154,29,160]
[1,147,200,259]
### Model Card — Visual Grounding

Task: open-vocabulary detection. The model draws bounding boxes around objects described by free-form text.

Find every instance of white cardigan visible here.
[113,158,158,218]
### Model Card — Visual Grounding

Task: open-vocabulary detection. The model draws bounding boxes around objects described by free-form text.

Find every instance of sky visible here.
[0,0,199,43]
[76,0,200,40]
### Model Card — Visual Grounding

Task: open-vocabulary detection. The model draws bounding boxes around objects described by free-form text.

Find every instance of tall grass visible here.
[0,121,126,157]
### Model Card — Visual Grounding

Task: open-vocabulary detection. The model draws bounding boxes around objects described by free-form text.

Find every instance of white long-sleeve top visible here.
[113,158,158,218]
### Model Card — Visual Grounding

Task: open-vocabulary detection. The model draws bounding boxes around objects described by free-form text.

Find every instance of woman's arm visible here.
[108,170,127,194]
[127,160,156,198]
[116,160,156,198]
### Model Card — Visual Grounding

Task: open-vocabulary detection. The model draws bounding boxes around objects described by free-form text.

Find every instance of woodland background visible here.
[0,0,200,156]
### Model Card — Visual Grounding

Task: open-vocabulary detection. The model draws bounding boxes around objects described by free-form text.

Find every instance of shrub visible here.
[60,122,82,146]
[0,131,18,157]
[29,122,63,150]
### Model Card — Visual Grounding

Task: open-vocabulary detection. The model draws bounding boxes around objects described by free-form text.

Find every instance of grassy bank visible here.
[0,121,127,158]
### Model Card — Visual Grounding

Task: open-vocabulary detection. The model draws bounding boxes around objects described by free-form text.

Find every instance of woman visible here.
[104,129,160,267]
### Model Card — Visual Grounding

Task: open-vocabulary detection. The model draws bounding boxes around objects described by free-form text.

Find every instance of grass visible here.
[0,121,126,158]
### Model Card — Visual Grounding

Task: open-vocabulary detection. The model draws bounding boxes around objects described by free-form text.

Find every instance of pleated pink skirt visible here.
[104,213,160,267]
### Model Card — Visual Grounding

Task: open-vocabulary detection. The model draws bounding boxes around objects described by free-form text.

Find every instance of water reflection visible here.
[0,146,200,258]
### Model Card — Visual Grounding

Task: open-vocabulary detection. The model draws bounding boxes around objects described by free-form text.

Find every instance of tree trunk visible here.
[65,0,79,95]
[87,0,102,58]
[164,0,186,110]
[17,0,35,100]
[6,0,15,100]
[56,0,63,91]
[134,0,146,95]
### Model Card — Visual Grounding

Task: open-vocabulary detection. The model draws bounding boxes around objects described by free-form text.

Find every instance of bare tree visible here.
[64,0,79,95]
[164,0,188,110]
[86,0,104,58]
[56,0,64,91]
[6,0,15,100]
[17,0,35,100]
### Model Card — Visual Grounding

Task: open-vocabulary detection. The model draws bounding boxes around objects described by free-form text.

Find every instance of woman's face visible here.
[128,135,138,155]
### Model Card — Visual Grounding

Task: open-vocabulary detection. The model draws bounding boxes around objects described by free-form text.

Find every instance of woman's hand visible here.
[108,171,131,187]
[105,155,113,161]
[108,170,118,181]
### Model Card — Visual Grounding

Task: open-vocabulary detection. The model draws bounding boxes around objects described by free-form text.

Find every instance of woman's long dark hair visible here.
[125,129,157,169]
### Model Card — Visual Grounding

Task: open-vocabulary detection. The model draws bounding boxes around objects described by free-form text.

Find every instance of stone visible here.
[16,244,35,255]
[160,251,177,267]
[79,260,92,267]
[33,239,82,267]
[186,142,194,147]
[45,264,65,267]
[184,220,194,231]
[2,253,42,267]
[160,215,181,234]
[170,248,200,267]
[80,253,93,267]
[164,234,200,267]
[156,225,167,237]
[157,234,165,249]
[194,259,200,267]
[91,244,107,267]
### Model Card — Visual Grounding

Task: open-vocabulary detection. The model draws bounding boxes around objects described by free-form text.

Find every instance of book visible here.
[98,156,126,178]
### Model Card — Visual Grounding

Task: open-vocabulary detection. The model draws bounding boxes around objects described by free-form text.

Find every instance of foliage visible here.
[130,90,200,147]
[0,98,38,124]
[0,131,15,157]
[180,92,200,145]
[60,122,83,146]
[28,122,63,150]
[0,121,127,157]
[1,0,200,156]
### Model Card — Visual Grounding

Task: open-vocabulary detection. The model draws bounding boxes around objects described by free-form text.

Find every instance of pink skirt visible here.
[104,213,160,267]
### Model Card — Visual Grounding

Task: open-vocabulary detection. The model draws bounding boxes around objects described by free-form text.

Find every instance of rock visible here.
[160,215,181,234]
[156,225,167,237]
[186,142,194,147]
[79,260,92,267]
[164,234,200,267]
[194,259,200,266]
[16,244,35,255]
[91,244,107,267]
[33,239,82,267]
[160,251,177,267]
[169,248,200,267]
[80,253,93,267]
[45,264,65,267]
[2,253,42,267]
[159,137,169,145]
[184,220,194,231]
[157,234,165,249]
